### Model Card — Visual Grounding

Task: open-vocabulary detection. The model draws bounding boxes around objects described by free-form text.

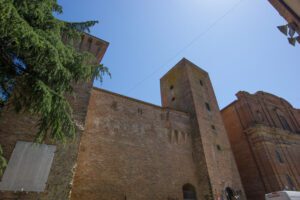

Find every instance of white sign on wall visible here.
[0,141,56,192]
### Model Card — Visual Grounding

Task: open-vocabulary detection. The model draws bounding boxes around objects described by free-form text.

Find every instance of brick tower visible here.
[0,34,109,200]
[160,58,245,200]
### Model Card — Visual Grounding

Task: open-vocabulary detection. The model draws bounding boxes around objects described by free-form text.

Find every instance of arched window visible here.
[183,184,197,200]
[225,187,235,200]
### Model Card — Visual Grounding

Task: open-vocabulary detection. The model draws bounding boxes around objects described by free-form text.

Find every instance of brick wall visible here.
[221,105,266,200]
[70,88,199,200]
[0,80,92,200]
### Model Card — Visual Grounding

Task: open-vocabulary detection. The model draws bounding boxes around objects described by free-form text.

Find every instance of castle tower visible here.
[160,58,246,200]
[0,34,109,199]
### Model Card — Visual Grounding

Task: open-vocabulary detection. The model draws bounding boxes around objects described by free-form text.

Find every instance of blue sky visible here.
[57,0,299,109]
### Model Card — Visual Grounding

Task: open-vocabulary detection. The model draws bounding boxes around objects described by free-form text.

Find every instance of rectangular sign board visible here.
[0,141,56,192]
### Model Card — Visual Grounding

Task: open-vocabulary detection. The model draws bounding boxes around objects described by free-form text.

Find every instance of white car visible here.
[265,191,300,200]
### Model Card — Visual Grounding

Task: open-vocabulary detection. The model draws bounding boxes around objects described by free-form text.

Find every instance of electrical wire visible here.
[125,0,246,95]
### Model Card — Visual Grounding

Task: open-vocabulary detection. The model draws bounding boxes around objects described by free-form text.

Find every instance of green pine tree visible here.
[0,0,109,175]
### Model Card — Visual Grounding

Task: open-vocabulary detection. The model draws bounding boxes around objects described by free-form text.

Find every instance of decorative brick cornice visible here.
[244,124,300,145]
[269,0,300,31]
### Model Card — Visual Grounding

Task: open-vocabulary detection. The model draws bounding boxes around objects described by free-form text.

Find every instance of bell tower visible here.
[160,58,245,200]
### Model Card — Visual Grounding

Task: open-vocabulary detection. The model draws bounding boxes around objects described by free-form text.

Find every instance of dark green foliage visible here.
[0,146,7,176]
[0,0,109,145]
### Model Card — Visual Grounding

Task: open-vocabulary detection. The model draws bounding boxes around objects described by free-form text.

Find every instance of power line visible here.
[125,0,245,94]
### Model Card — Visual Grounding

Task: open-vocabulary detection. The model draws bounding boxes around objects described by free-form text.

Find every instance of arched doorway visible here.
[182,184,197,200]
[225,187,235,200]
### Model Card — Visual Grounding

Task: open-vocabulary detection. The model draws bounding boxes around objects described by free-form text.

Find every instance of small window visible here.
[225,187,235,200]
[170,85,174,90]
[183,184,197,200]
[205,103,211,111]
[199,80,203,86]
[275,150,284,163]
[171,97,176,102]
[279,115,292,132]
[174,130,179,143]
[216,145,221,151]
[111,101,118,111]
[88,38,93,50]
[211,125,216,130]
[138,108,143,115]
[96,46,102,55]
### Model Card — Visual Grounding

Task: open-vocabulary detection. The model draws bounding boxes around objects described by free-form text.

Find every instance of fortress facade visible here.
[0,35,299,200]
[70,58,245,200]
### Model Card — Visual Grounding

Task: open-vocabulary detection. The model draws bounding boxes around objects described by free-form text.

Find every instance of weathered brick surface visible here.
[221,91,300,200]
[0,83,90,200]
[70,88,200,200]
[160,59,246,200]
[1,51,246,199]
[71,58,245,200]
[0,34,108,200]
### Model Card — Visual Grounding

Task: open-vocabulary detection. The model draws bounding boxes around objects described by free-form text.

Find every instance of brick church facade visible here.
[221,91,300,200]
[0,34,299,200]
